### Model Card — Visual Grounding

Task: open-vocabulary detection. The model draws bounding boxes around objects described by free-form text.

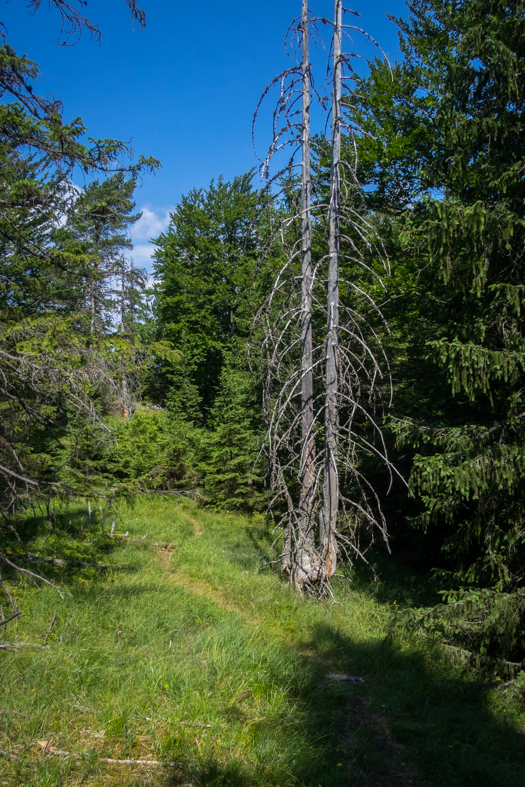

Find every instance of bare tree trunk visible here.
[254,0,395,593]
[286,0,320,588]
[320,0,342,581]
[121,259,126,328]
[300,0,313,475]
[90,280,96,335]
[120,258,129,417]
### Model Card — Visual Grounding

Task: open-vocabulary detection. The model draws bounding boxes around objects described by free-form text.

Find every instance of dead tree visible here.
[284,0,319,586]
[252,0,325,586]
[253,1,399,593]
[321,0,343,581]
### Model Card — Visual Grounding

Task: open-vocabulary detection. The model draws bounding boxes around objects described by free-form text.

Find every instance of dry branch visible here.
[109,533,175,548]
[43,611,57,645]
[1,641,48,650]
[0,578,16,611]
[251,1,398,593]
[5,553,121,569]
[0,610,21,627]
[0,552,67,597]
[59,618,72,644]
[36,740,175,766]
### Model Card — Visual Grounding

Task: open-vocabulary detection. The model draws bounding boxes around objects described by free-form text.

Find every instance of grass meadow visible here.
[1,496,524,786]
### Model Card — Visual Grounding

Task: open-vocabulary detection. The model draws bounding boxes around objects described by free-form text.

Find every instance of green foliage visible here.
[52,173,144,333]
[69,367,266,510]
[0,42,159,529]
[102,408,199,492]
[153,173,261,414]
[356,0,525,571]
[147,173,275,512]
[199,350,266,511]
[52,406,199,502]
[347,0,525,665]
[396,0,525,588]
[390,587,525,674]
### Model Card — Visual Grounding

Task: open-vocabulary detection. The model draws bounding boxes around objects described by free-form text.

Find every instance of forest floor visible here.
[1,497,524,787]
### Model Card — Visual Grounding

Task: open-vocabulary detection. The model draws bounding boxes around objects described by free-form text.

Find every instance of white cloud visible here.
[130,243,158,271]
[131,205,173,242]
[128,204,174,273]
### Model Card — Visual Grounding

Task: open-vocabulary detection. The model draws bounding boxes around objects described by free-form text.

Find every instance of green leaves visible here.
[355,1,525,630]
[199,350,265,512]
[390,586,525,670]
[153,173,262,416]
[0,43,158,526]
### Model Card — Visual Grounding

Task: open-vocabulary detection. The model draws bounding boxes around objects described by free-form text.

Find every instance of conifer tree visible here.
[393,0,525,590]
[351,0,525,661]
[0,44,158,547]
[153,174,260,417]
[54,174,141,335]
[201,348,265,511]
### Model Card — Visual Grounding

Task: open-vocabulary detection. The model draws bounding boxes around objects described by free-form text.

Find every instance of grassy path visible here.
[1,497,524,786]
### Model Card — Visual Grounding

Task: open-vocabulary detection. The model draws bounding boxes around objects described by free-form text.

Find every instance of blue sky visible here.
[2,0,409,268]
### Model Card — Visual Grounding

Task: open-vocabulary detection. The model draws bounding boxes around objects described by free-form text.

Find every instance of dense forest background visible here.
[2,0,525,675]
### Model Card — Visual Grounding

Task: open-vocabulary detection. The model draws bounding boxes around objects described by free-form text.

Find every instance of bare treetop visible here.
[11,0,146,45]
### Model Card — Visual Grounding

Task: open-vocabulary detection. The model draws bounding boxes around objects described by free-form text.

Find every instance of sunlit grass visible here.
[1,496,524,786]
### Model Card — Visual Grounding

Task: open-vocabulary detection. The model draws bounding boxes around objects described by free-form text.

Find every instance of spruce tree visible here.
[352,0,525,662]
[54,173,142,335]
[153,174,260,417]
[397,0,525,590]
[200,348,265,512]
[0,44,158,536]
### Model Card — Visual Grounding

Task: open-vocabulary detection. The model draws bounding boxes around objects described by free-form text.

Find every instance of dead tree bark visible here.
[252,1,398,594]
[320,0,342,582]
[120,257,130,418]
[287,0,320,588]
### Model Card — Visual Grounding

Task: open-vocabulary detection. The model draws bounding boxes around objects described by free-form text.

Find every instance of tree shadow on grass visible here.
[292,622,525,787]
[162,621,525,787]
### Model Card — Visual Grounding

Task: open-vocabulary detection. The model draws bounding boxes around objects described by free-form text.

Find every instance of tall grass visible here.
[1,496,524,786]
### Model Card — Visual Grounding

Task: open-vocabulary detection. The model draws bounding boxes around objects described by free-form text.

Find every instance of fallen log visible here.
[6,553,119,570]
[37,740,176,767]
[326,674,364,683]
[1,642,48,650]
